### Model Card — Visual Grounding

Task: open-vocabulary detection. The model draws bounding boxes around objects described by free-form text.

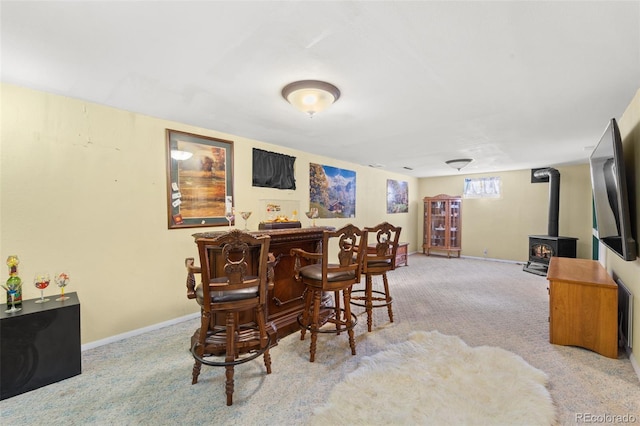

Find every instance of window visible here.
[463,177,501,199]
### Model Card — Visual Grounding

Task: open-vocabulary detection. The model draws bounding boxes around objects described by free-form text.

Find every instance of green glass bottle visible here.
[6,255,22,307]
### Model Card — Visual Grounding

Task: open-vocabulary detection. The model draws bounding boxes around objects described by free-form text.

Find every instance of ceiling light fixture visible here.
[445,158,473,171]
[282,80,340,117]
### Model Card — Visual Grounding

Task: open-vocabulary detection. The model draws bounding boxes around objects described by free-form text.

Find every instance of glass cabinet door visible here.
[430,200,446,247]
[449,199,461,248]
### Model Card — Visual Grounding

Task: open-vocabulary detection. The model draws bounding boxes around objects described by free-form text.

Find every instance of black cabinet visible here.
[1,292,81,400]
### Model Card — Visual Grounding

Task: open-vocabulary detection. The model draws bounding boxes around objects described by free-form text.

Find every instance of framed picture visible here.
[309,163,356,218]
[166,129,234,229]
[387,179,408,213]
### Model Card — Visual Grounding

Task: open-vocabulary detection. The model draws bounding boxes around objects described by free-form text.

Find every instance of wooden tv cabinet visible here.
[546,257,618,359]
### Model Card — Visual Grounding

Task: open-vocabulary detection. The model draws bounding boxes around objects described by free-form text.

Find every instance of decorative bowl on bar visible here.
[258,216,302,230]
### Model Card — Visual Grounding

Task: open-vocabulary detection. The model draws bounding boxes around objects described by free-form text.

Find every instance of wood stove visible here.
[523,235,578,275]
[523,168,578,276]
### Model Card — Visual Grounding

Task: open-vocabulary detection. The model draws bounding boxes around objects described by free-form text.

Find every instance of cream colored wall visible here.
[0,84,419,345]
[418,165,593,262]
[607,88,640,367]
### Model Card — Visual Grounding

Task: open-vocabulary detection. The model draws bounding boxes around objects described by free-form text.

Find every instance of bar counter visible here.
[192,226,334,338]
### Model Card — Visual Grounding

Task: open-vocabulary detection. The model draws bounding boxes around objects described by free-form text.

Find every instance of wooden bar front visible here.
[546,257,618,359]
[193,227,333,338]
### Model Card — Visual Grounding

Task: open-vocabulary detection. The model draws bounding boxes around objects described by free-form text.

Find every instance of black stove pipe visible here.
[533,168,560,237]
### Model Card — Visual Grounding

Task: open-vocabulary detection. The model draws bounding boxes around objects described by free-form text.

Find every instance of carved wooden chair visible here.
[185,230,272,406]
[291,224,367,362]
[351,222,402,331]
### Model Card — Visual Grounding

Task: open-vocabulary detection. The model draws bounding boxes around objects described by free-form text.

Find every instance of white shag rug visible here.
[310,330,557,425]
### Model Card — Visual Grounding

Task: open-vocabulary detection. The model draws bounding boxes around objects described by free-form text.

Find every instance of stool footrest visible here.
[191,325,272,367]
[297,307,358,334]
[350,289,393,308]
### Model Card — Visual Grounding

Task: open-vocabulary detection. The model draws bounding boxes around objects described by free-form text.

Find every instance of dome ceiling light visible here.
[445,158,473,171]
[281,80,340,117]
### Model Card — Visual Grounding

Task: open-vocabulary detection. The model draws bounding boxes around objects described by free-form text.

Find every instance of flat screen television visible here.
[589,118,637,261]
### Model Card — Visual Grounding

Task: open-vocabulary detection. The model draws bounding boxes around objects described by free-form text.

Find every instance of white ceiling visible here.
[2,1,639,177]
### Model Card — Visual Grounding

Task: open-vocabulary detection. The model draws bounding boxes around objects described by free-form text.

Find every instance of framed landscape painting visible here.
[309,163,356,218]
[166,129,234,229]
[387,179,408,213]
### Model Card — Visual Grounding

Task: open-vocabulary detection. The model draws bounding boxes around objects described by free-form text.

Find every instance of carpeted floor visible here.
[1,255,639,425]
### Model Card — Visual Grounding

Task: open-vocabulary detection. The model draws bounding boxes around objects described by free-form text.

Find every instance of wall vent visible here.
[617,277,633,350]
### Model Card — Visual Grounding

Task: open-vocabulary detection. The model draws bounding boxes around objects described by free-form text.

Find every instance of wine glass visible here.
[225,209,235,230]
[34,273,50,303]
[305,211,313,226]
[305,208,319,227]
[55,271,70,301]
[3,285,21,313]
[240,211,252,230]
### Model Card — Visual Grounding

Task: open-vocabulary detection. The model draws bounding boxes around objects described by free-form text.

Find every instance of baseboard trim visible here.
[460,255,523,265]
[412,253,524,265]
[626,348,640,382]
[81,312,199,351]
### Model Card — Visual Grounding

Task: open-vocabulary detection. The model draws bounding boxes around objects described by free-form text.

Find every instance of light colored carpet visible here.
[310,330,556,425]
[1,255,638,425]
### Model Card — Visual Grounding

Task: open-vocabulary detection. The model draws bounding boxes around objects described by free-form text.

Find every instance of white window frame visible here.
[463,177,502,199]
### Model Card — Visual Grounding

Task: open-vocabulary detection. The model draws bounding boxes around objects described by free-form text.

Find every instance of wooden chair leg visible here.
[343,286,356,355]
[192,311,209,384]
[382,272,394,323]
[365,274,374,332]
[334,290,342,335]
[300,286,313,340]
[225,313,235,406]
[225,365,234,406]
[192,356,202,385]
[256,304,272,374]
[191,361,202,385]
[309,288,321,362]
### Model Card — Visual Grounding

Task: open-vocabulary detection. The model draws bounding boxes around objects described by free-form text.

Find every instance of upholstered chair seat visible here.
[195,281,259,304]
[297,264,357,284]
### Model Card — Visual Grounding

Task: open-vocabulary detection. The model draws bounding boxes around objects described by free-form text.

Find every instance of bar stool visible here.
[185,230,272,406]
[351,222,401,331]
[291,224,367,362]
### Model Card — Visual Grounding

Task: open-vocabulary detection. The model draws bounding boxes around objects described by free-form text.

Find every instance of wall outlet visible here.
[483,248,488,256]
